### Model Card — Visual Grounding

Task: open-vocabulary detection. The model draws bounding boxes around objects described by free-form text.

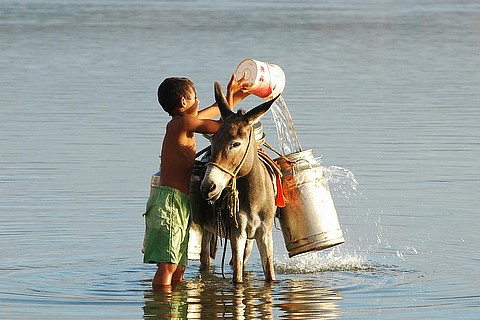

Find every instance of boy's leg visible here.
[153,262,178,288]
[152,263,186,289]
[172,265,186,282]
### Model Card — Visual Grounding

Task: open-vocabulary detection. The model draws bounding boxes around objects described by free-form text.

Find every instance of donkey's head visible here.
[200,81,278,202]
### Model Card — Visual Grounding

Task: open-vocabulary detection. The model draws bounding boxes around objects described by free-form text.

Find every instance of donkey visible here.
[199,81,279,283]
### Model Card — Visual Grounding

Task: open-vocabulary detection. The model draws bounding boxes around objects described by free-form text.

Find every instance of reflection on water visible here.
[277,279,341,320]
[143,286,188,319]
[143,271,341,319]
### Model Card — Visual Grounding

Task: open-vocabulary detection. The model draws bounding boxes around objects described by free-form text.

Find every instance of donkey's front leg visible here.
[200,229,213,267]
[257,227,276,282]
[230,231,247,283]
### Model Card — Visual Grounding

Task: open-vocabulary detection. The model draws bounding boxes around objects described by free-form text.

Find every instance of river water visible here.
[1,0,479,319]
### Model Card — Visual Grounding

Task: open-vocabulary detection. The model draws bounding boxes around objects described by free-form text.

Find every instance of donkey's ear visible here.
[214,81,234,119]
[245,94,280,124]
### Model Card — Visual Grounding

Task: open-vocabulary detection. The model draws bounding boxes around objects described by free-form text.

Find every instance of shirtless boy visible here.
[143,74,251,288]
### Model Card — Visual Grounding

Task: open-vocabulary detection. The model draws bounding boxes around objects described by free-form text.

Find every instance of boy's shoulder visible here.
[165,114,220,137]
[164,116,197,138]
[166,115,190,130]
[167,115,205,129]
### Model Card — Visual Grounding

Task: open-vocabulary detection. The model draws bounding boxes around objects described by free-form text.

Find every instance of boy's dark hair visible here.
[157,77,195,116]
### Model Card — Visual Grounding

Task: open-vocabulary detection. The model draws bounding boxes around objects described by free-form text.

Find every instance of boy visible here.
[143,74,251,288]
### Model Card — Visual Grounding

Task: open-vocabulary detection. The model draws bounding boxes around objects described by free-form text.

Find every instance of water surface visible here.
[1,0,479,318]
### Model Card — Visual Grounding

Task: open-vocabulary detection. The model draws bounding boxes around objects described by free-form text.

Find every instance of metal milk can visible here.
[276,149,345,257]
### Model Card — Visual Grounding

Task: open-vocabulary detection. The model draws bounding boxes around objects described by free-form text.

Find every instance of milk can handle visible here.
[291,158,314,176]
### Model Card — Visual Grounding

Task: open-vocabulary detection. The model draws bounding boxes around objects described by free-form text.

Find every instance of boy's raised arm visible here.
[177,116,222,136]
[197,73,251,119]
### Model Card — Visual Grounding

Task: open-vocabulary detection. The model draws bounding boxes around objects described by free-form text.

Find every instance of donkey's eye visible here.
[231,141,241,148]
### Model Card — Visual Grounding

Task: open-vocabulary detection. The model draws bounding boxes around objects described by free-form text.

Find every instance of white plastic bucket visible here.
[235,59,285,100]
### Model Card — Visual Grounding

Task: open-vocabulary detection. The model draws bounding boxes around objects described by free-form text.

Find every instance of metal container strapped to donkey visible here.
[276,149,345,257]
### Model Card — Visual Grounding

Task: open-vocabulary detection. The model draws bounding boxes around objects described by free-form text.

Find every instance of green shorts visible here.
[143,186,191,266]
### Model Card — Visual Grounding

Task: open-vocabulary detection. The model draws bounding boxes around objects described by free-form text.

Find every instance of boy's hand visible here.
[226,72,253,109]
[227,73,253,95]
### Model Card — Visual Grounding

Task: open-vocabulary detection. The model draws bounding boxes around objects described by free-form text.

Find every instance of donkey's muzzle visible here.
[200,180,217,200]
[201,165,231,202]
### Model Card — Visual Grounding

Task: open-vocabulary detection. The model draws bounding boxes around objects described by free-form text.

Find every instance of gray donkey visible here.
[199,81,279,283]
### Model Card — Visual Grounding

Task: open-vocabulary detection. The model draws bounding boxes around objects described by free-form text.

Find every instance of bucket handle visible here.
[290,158,316,176]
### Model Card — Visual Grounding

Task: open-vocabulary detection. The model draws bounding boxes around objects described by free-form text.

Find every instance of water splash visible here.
[269,97,359,200]
[324,164,360,200]
[270,96,302,155]
[274,248,373,274]
[268,95,389,268]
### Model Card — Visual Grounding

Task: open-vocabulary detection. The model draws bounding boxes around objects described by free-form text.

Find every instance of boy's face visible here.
[181,87,199,116]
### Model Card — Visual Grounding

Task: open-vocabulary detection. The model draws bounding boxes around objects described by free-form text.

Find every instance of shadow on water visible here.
[143,268,342,319]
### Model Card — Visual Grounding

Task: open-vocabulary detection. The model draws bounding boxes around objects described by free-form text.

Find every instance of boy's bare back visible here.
[159,117,206,195]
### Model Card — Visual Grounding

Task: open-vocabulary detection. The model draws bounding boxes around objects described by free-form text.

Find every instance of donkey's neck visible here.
[239,149,266,184]
[236,149,273,214]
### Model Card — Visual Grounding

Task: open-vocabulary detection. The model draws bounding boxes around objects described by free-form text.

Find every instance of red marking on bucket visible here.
[253,86,272,98]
